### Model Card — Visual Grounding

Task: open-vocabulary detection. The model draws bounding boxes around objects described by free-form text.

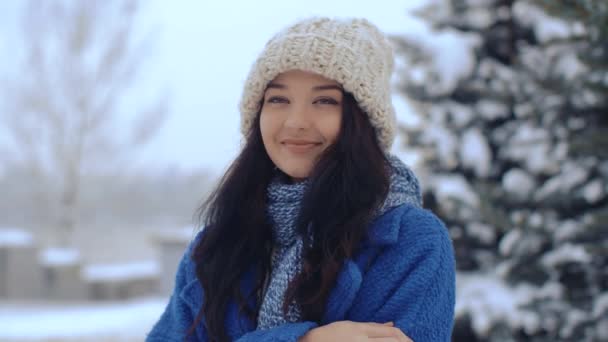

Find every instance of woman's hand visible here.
[299,321,413,342]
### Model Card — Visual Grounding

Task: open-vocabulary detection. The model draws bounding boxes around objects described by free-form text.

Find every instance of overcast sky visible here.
[0,0,431,175]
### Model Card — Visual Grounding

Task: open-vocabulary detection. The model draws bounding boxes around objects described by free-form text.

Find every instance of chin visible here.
[280,165,313,180]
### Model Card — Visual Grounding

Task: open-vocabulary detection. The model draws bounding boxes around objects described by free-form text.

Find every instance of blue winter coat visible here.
[146,204,456,341]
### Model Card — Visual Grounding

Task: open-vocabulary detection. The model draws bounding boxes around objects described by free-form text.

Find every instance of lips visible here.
[281,139,322,153]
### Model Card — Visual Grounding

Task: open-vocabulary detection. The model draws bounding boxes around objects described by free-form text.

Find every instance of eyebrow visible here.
[266,82,343,92]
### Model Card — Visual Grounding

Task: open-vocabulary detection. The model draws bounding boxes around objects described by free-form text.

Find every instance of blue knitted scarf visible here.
[256,154,422,329]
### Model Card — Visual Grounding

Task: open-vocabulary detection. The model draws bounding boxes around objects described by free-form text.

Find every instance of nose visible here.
[283,103,311,130]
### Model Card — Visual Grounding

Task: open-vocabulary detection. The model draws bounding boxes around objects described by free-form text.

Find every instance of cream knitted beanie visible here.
[239,17,397,151]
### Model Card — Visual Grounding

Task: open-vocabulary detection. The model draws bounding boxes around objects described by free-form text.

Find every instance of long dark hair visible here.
[187,92,391,342]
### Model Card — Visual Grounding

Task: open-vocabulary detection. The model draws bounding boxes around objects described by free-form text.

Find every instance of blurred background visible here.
[0,0,606,341]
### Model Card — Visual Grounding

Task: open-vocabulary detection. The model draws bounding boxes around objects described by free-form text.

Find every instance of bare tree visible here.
[0,0,168,247]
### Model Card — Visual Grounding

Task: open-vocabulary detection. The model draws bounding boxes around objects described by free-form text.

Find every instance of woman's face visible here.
[260,70,343,182]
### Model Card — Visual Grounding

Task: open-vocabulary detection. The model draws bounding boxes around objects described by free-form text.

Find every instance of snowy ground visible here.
[0,297,168,342]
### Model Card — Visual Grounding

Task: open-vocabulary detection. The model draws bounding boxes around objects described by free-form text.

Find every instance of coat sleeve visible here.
[146,235,203,342]
[353,207,456,342]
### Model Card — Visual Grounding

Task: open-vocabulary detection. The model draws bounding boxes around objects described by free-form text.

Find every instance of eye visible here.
[266,96,288,104]
[314,97,339,105]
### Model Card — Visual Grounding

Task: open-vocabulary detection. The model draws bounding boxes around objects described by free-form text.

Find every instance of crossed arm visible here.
[147,210,455,342]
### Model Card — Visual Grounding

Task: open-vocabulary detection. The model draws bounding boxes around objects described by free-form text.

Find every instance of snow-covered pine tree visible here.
[392,0,607,340]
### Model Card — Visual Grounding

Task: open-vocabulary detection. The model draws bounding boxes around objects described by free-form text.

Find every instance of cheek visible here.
[320,112,342,144]
[260,111,279,152]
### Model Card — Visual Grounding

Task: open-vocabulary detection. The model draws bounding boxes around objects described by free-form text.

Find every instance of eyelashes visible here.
[265,96,340,105]
[266,96,288,104]
[315,98,339,105]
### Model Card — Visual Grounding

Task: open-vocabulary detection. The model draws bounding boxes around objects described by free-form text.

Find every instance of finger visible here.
[361,324,400,338]
[369,338,400,342]
[374,322,411,342]
[389,327,413,342]
[394,329,413,342]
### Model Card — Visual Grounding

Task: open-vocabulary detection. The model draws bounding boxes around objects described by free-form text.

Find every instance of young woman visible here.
[147,17,455,342]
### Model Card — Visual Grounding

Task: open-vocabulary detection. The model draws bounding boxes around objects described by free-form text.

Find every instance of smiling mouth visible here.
[281,141,322,153]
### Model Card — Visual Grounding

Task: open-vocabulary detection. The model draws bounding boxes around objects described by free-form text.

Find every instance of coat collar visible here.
[364,204,405,247]
[321,204,406,323]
